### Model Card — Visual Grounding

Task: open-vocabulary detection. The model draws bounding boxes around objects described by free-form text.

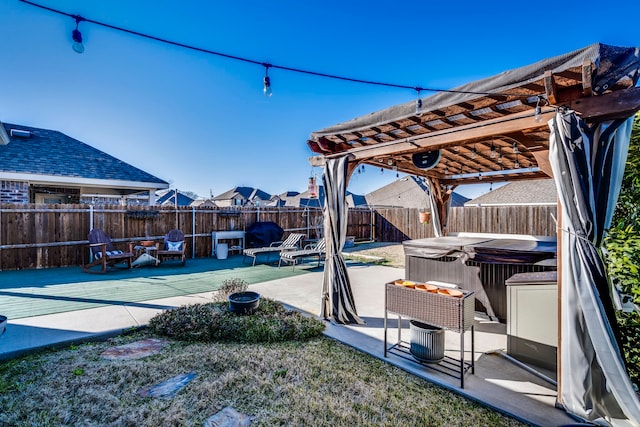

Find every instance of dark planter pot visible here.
[409,320,444,363]
[228,291,261,315]
[0,315,7,336]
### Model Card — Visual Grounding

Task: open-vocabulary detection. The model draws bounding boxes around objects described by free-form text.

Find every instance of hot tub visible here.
[403,234,556,322]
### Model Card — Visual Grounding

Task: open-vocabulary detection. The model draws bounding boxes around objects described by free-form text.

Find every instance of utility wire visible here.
[19,0,542,99]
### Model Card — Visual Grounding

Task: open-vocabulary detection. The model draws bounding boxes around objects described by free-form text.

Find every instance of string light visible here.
[534,96,542,122]
[415,89,422,115]
[263,64,272,97]
[19,0,548,101]
[71,15,84,53]
[498,147,503,163]
[512,142,519,154]
[470,144,477,159]
[490,142,497,158]
[514,154,520,169]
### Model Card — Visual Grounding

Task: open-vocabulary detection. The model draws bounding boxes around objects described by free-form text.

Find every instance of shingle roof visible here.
[365,176,468,209]
[213,186,271,201]
[465,179,557,206]
[156,189,196,206]
[0,123,167,185]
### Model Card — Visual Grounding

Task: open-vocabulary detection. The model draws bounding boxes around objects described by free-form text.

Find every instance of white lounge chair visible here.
[242,232,305,266]
[278,238,326,270]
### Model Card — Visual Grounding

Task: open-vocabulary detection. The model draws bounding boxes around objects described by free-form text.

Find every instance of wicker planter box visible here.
[384,281,476,388]
[385,282,475,332]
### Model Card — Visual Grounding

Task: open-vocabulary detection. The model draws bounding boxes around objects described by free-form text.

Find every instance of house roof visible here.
[0,122,168,189]
[156,189,196,206]
[213,186,271,201]
[365,176,469,209]
[465,179,557,206]
[307,43,640,187]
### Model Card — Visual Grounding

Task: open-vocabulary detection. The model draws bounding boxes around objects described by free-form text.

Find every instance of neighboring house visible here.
[0,121,168,205]
[213,186,271,207]
[156,189,196,207]
[267,191,300,207]
[277,185,367,208]
[465,179,557,206]
[190,198,217,208]
[365,176,469,209]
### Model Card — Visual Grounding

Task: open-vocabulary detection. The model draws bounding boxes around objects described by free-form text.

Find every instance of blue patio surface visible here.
[0,255,312,320]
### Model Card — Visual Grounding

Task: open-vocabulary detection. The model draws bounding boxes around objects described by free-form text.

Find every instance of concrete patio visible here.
[0,255,579,426]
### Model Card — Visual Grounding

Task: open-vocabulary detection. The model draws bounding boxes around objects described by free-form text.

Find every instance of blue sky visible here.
[1,0,638,200]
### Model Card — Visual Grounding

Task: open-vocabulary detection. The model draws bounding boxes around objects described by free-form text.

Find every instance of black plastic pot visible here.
[228,291,261,315]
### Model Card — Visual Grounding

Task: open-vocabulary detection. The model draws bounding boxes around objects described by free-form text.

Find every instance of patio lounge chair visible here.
[83,228,134,273]
[155,229,187,266]
[278,238,326,270]
[243,232,305,266]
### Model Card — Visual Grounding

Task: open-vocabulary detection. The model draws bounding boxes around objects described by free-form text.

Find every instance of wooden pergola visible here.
[307,43,640,425]
[308,44,640,231]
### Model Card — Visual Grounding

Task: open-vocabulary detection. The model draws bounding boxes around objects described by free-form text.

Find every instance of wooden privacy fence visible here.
[373,205,558,242]
[0,203,556,270]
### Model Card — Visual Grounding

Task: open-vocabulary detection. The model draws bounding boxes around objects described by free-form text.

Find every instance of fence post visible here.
[370,206,374,242]
[89,205,94,262]
[192,207,196,259]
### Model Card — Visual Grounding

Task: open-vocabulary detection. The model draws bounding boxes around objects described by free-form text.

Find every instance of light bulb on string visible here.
[415,88,422,116]
[490,142,497,158]
[470,144,477,159]
[262,64,272,97]
[380,167,384,175]
[534,96,543,122]
[512,142,519,154]
[498,147,503,163]
[514,154,520,169]
[71,15,85,53]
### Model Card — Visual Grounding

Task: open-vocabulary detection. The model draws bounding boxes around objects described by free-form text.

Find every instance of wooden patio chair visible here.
[243,232,305,266]
[278,238,326,270]
[155,229,186,266]
[83,228,134,273]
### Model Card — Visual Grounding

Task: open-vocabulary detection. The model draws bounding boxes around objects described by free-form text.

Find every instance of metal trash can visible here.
[410,320,444,363]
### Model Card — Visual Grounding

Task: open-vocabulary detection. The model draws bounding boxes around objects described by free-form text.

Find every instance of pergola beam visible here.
[333,109,556,161]
[569,86,640,120]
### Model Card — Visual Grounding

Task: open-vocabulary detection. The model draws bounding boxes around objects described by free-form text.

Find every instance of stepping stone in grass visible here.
[204,406,252,427]
[137,372,197,399]
[100,338,167,360]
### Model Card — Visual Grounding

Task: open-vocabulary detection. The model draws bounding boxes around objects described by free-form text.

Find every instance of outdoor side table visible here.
[211,231,245,257]
[384,281,475,388]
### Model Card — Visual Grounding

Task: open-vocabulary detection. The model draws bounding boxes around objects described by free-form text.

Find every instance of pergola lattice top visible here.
[308,43,640,187]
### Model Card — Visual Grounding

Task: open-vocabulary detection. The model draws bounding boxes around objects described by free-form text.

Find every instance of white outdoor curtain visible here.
[549,110,640,426]
[320,156,364,324]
